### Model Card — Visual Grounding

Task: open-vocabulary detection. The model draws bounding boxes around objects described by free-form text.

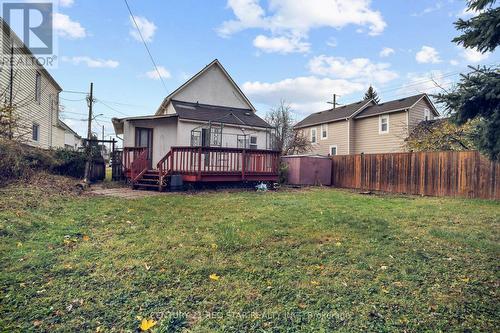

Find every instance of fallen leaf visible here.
[211,243,218,250]
[310,280,320,286]
[139,318,157,331]
[380,265,388,270]
[16,242,22,247]
[82,235,90,241]
[209,273,220,281]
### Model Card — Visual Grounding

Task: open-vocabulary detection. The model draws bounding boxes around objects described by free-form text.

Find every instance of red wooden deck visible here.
[123,146,280,189]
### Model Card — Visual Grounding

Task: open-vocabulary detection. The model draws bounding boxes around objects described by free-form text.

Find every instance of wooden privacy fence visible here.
[331,151,499,199]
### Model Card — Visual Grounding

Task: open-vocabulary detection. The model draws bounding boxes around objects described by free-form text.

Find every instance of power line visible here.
[123,0,169,93]
[96,99,130,116]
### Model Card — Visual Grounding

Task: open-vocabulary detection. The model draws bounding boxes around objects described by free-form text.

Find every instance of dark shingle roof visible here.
[355,94,428,118]
[295,99,372,128]
[172,100,272,128]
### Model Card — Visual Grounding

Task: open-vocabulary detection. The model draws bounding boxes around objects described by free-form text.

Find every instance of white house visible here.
[112,59,275,167]
[59,120,83,150]
[0,18,78,150]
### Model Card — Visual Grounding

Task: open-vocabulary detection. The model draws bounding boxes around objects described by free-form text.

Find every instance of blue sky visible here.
[8,0,499,138]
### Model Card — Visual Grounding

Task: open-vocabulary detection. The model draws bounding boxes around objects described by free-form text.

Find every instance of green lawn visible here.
[0,185,499,332]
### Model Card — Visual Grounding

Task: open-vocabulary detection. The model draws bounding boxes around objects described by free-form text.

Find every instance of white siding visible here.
[123,117,178,166]
[167,64,251,110]
[0,22,62,149]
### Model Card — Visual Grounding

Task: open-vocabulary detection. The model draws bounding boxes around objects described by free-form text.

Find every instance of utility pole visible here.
[84,82,94,184]
[327,93,341,109]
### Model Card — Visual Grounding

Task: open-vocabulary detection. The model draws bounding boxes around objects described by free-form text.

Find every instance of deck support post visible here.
[198,147,202,180]
[242,149,246,181]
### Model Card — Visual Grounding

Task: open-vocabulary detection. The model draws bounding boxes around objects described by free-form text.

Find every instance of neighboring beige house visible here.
[0,18,75,150]
[112,59,275,167]
[295,94,439,156]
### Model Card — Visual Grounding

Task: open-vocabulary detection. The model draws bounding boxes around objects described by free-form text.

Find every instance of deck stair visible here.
[132,169,167,191]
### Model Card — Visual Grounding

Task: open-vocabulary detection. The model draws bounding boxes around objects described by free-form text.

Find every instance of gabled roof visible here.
[58,120,81,138]
[172,100,271,128]
[294,99,374,129]
[155,59,256,115]
[355,93,439,119]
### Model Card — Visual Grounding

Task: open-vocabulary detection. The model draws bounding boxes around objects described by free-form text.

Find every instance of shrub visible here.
[52,149,86,178]
[0,139,57,185]
[0,140,89,186]
[278,162,288,184]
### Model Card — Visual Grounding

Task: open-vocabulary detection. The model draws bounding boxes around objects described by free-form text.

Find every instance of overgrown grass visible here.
[0,186,499,332]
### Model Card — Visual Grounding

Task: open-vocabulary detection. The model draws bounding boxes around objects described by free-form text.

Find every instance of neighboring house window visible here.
[379,115,389,134]
[424,108,430,121]
[311,128,317,143]
[35,72,41,103]
[250,136,257,149]
[321,124,328,139]
[330,145,337,156]
[32,123,39,141]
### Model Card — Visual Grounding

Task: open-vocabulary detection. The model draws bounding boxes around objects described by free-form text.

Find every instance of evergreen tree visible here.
[452,0,500,53]
[364,85,380,104]
[435,0,500,160]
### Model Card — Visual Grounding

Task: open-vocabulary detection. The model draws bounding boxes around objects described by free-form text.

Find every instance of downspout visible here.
[347,118,350,155]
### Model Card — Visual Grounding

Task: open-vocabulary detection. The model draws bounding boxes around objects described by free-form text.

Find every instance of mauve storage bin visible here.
[282,155,332,186]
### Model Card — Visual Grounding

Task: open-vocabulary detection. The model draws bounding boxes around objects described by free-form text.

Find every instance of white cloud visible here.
[145,66,171,80]
[129,16,157,42]
[253,34,310,53]
[53,13,86,39]
[243,76,365,114]
[308,55,398,84]
[326,37,337,48]
[218,0,386,52]
[412,2,444,17]
[379,47,394,57]
[460,48,490,63]
[62,56,119,68]
[59,0,74,7]
[449,59,460,66]
[415,46,441,63]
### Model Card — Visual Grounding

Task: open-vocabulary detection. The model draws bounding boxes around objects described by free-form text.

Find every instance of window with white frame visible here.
[311,128,317,143]
[321,124,328,139]
[250,136,258,149]
[330,145,337,156]
[424,108,431,121]
[379,114,389,134]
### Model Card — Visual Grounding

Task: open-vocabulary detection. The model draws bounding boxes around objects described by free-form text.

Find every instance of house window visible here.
[379,115,389,134]
[330,145,337,156]
[321,124,328,139]
[35,72,41,103]
[250,136,257,149]
[311,128,317,143]
[32,123,39,141]
[424,108,430,121]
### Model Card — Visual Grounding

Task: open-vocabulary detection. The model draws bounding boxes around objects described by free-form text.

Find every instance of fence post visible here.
[198,147,202,180]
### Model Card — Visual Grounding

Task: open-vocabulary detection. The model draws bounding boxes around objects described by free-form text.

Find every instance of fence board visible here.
[331,151,499,200]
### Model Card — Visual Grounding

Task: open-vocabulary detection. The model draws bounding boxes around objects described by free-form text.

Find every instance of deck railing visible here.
[156,146,279,182]
[123,147,148,180]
